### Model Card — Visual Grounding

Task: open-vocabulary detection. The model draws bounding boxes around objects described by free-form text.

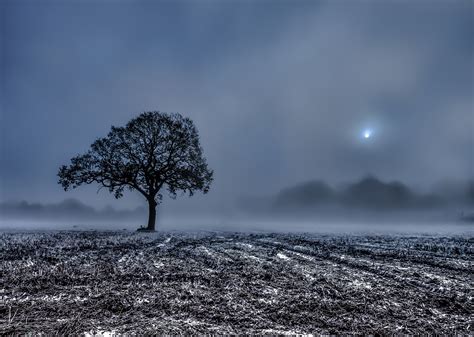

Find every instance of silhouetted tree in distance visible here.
[342,175,414,209]
[58,111,213,231]
[275,180,334,210]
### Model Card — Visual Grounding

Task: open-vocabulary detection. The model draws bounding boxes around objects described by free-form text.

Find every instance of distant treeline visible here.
[240,176,474,214]
[1,176,473,220]
[0,198,146,221]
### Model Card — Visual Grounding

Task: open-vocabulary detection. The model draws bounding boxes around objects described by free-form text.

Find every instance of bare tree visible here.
[58,111,213,231]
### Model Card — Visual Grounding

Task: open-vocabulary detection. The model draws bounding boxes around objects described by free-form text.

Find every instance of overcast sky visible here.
[0,0,472,210]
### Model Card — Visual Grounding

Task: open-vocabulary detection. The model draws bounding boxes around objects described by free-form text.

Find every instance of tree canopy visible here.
[58,111,213,230]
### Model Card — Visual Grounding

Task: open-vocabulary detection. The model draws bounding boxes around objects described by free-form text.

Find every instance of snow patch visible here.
[237,242,253,249]
[84,329,117,337]
[350,280,372,289]
[277,253,290,260]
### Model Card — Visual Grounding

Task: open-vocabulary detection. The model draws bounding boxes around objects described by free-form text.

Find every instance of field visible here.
[0,230,472,334]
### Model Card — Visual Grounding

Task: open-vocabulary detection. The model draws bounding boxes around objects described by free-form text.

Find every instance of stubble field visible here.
[0,230,472,334]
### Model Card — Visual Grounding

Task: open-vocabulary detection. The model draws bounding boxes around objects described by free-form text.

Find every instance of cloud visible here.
[0,1,472,213]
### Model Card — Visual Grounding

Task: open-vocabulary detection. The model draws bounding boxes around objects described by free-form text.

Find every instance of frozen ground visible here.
[0,230,472,334]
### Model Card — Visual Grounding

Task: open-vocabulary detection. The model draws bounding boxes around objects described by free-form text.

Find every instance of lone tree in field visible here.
[58,111,213,231]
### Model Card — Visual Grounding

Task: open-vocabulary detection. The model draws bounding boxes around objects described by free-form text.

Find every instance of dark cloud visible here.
[0,0,472,214]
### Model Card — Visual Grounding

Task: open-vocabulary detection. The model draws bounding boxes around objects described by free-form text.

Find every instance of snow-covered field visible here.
[1,230,472,334]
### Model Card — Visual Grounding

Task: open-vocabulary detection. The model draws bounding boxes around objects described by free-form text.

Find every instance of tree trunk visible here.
[146,199,157,231]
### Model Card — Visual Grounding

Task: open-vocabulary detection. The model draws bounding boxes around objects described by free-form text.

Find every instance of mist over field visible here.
[2,175,473,233]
